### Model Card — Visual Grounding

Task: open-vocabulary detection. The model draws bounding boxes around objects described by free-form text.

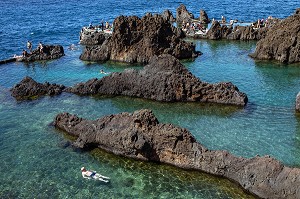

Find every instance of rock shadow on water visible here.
[87,148,256,199]
[105,95,245,119]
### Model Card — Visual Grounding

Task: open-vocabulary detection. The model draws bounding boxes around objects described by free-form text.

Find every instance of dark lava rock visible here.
[80,13,198,64]
[227,25,268,40]
[68,54,247,106]
[161,10,176,23]
[79,28,111,45]
[206,21,267,40]
[206,21,231,40]
[54,109,300,199]
[22,45,64,62]
[11,76,65,100]
[250,8,300,63]
[199,9,210,24]
[176,4,194,24]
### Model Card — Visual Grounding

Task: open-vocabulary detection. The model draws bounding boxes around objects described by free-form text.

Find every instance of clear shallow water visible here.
[1,0,300,198]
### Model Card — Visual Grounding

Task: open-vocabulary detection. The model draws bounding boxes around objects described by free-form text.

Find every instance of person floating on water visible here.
[100,69,110,74]
[81,167,110,182]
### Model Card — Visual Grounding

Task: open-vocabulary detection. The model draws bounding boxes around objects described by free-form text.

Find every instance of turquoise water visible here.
[1,0,300,198]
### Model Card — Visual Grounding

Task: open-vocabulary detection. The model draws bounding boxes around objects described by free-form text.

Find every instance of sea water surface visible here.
[1,0,300,198]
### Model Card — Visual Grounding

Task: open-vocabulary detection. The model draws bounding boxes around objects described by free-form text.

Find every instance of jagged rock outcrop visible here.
[54,109,300,199]
[161,10,175,23]
[199,9,210,24]
[21,45,64,62]
[68,54,247,106]
[206,21,231,40]
[205,21,267,40]
[79,28,111,45]
[227,25,268,40]
[250,8,300,63]
[80,13,198,64]
[176,4,194,24]
[11,76,65,100]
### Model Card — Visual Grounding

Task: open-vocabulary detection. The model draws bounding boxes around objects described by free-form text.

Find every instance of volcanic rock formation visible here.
[161,10,176,23]
[54,109,300,199]
[79,28,111,45]
[22,45,64,62]
[11,76,65,100]
[203,21,268,40]
[199,9,210,24]
[68,54,248,106]
[80,13,198,63]
[250,8,300,63]
[176,4,194,24]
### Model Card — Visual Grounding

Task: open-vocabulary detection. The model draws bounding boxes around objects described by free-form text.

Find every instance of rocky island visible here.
[250,8,300,63]
[11,55,247,106]
[69,54,248,106]
[80,13,199,64]
[10,76,65,100]
[54,109,300,199]
[20,44,64,62]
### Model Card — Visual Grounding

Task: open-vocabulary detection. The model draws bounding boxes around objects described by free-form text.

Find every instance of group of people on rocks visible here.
[22,41,44,57]
[182,21,207,34]
[253,16,274,28]
[88,20,112,31]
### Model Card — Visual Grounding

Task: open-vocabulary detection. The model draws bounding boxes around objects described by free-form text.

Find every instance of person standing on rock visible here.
[100,19,104,31]
[38,42,44,54]
[27,41,32,52]
[22,49,28,57]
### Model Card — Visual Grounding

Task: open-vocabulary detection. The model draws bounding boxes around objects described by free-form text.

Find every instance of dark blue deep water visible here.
[1,0,300,198]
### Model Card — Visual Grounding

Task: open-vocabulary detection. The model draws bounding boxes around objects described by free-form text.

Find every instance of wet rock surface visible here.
[11,76,65,100]
[54,109,300,199]
[68,54,248,106]
[250,8,300,63]
[80,13,198,64]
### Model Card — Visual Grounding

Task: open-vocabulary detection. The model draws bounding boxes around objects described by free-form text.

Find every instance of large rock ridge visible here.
[80,13,199,64]
[250,8,300,63]
[69,54,247,106]
[54,109,300,199]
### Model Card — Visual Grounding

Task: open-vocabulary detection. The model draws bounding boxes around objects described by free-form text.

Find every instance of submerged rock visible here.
[54,109,300,199]
[11,76,65,100]
[250,8,300,63]
[21,45,64,62]
[80,13,198,64]
[68,54,248,106]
